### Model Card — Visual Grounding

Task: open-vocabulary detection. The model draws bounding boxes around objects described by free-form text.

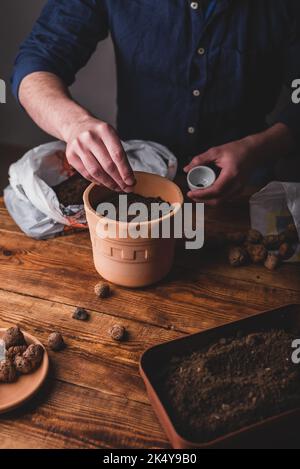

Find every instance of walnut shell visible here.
[48,332,65,352]
[246,244,268,264]
[3,326,26,350]
[246,229,263,245]
[14,356,34,374]
[109,324,126,342]
[94,283,111,299]
[263,235,281,250]
[6,345,28,360]
[0,360,17,383]
[278,242,295,260]
[23,344,44,368]
[228,247,248,267]
[264,253,280,271]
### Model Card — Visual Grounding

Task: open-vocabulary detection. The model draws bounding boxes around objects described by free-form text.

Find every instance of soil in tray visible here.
[53,172,90,206]
[98,193,172,222]
[161,329,300,443]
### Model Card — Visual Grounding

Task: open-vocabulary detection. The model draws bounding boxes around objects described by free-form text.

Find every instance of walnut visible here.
[278,242,295,260]
[263,235,281,250]
[0,360,17,383]
[14,355,34,374]
[228,247,248,267]
[3,326,26,349]
[246,244,268,264]
[48,332,65,352]
[72,307,90,321]
[94,283,111,299]
[226,232,246,245]
[23,344,44,369]
[6,345,28,360]
[246,229,263,245]
[109,324,126,342]
[264,253,280,271]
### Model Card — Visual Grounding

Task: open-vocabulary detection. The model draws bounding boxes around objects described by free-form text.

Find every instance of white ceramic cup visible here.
[187,166,217,191]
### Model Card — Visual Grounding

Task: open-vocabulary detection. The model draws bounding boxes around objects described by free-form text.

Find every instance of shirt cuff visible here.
[11,58,74,104]
[274,103,300,147]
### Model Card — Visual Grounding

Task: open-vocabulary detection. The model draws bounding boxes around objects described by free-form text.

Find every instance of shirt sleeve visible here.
[274,1,300,146]
[11,0,108,102]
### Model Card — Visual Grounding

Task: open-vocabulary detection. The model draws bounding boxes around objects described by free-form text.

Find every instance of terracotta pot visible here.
[83,172,184,288]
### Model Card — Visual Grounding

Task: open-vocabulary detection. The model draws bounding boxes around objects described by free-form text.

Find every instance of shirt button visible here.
[197,47,206,56]
[190,2,199,10]
[193,89,200,97]
[188,126,196,134]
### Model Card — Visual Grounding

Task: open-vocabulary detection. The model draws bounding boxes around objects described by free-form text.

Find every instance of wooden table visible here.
[0,186,300,449]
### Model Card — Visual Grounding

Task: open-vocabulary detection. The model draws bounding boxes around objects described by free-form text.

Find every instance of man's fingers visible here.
[66,152,99,184]
[183,150,215,173]
[100,124,136,187]
[76,149,120,191]
[189,181,243,207]
[86,137,127,190]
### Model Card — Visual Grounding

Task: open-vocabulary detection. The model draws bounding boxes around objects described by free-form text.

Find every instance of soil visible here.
[162,329,300,443]
[53,172,90,206]
[100,193,172,222]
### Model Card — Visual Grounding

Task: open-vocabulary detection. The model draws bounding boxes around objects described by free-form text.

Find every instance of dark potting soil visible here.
[101,193,172,222]
[53,172,90,206]
[162,329,300,443]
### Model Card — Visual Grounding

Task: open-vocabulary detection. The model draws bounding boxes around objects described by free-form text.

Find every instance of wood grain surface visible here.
[0,152,300,449]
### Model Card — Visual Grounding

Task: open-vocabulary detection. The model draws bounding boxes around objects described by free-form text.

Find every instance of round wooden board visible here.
[0,329,49,414]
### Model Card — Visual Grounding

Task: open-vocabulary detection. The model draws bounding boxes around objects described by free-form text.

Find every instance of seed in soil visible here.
[72,307,90,321]
[109,324,126,342]
[48,332,65,351]
[94,283,111,299]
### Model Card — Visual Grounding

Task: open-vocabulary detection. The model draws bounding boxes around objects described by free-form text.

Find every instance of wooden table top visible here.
[0,185,300,449]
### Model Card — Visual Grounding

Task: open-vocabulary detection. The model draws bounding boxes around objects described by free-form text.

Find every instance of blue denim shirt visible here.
[12,0,300,163]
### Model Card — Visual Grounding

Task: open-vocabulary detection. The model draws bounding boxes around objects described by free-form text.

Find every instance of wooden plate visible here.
[0,329,49,413]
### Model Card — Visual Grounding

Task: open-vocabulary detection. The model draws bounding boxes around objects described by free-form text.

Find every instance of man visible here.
[12,0,300,206]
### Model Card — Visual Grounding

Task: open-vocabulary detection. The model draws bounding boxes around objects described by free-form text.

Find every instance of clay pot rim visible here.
[83,171,184,228]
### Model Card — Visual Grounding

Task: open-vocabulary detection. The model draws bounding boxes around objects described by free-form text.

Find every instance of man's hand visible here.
[64,116,136,192]
[19,72,136,192]
[184,138,256,206]
[184,124,294,207]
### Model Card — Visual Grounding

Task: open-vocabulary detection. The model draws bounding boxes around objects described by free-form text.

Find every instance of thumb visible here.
[183,150,215,173]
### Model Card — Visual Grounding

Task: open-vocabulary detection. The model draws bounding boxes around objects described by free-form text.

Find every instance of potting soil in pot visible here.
[98,193,173,222]
[161,329,300,443]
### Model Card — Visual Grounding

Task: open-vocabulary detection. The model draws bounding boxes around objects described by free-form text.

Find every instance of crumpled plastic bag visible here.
[3,140,178,240]
[250,182,300,262]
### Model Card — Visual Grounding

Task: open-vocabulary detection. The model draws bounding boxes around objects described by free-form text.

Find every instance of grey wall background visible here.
[0,0,117,147]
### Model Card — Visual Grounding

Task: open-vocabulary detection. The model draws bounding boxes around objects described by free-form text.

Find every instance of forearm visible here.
[19,71,91,141]
[244,123,295,165]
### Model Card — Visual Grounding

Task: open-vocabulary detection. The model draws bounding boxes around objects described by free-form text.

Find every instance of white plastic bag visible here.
[4,140,178,240]
[250,182,300,262]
